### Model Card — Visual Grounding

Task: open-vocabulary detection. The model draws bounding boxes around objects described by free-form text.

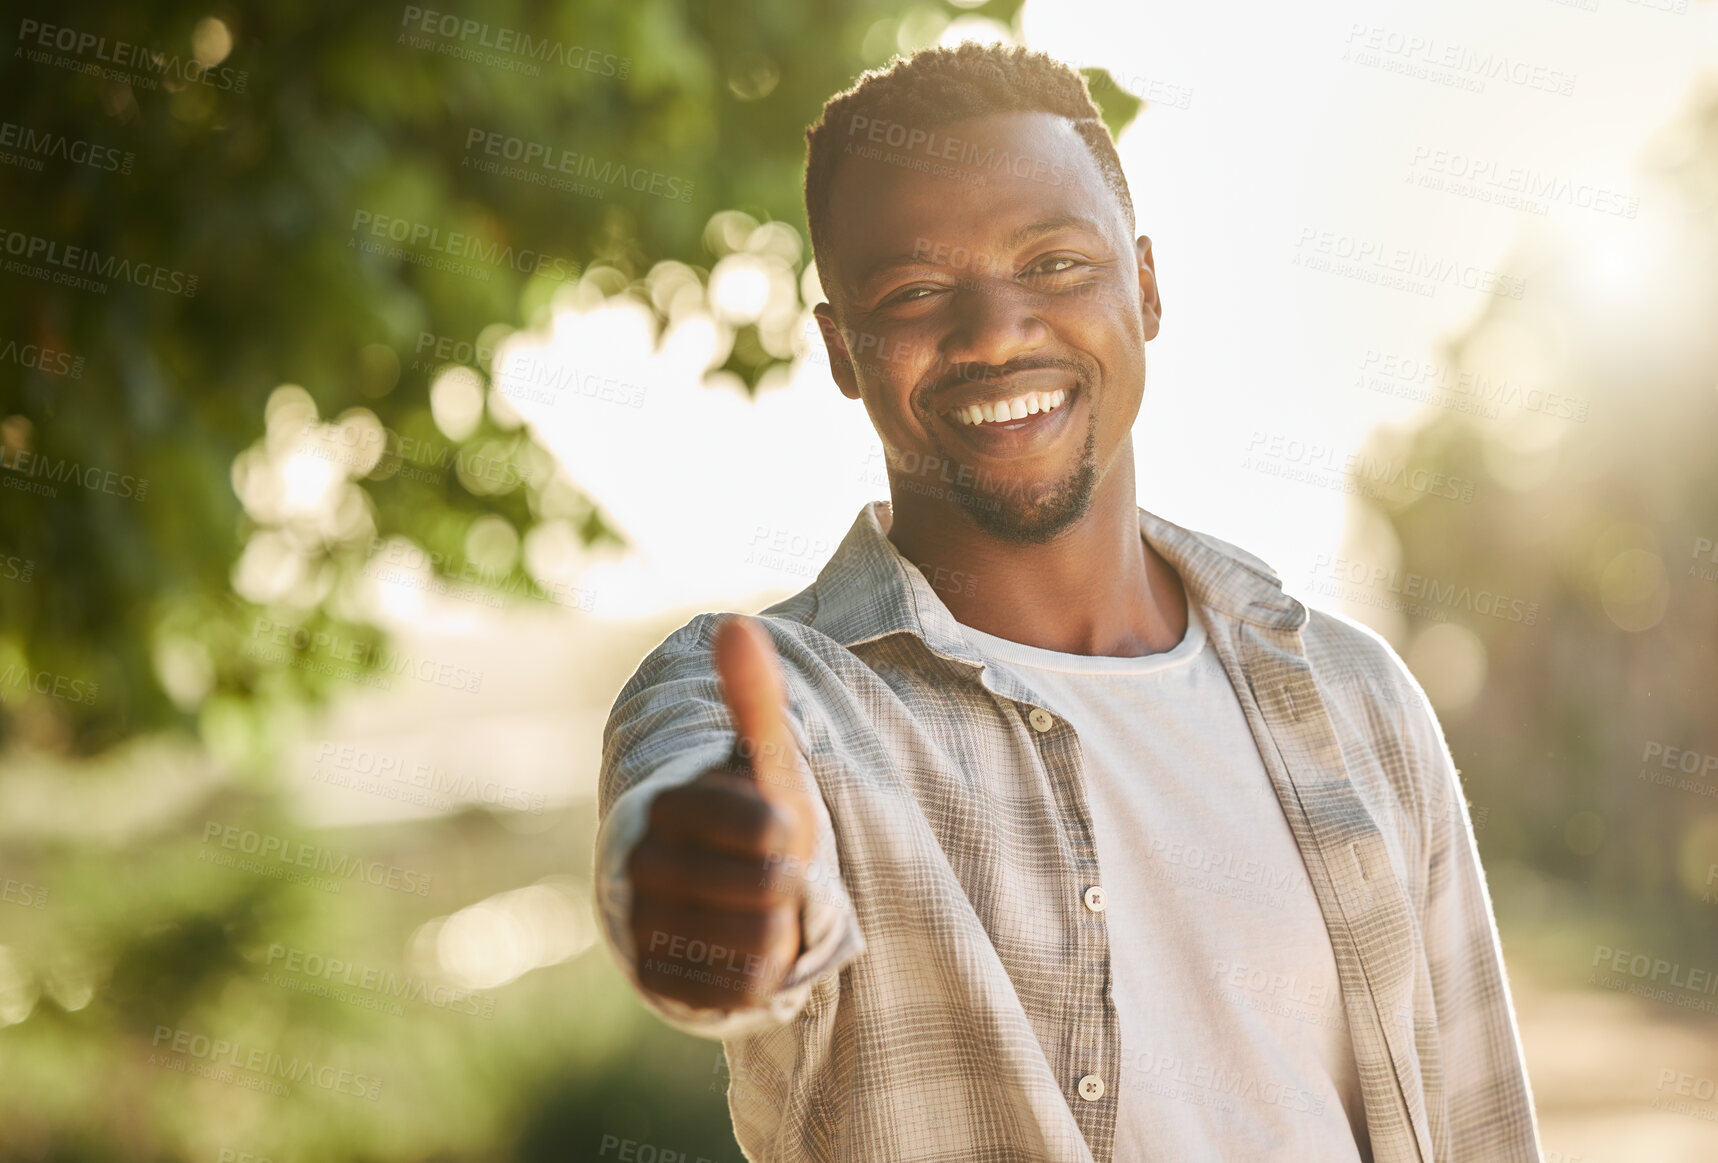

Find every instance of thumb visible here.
[713,616,815,855]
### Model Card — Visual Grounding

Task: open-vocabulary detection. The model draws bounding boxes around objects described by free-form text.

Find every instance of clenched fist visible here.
[627,615,819,1010]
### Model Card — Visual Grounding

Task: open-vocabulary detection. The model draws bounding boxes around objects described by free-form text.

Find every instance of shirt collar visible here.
[803,501,1308,667]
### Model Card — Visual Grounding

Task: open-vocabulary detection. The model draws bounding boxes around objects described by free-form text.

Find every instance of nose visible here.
[938,276,1050,372]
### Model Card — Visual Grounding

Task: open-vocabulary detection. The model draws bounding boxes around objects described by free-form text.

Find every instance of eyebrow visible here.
[852,215,1110,291]
[1004,214,1106,249]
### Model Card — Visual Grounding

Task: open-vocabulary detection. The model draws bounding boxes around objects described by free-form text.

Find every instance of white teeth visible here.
[946,389,1070,426]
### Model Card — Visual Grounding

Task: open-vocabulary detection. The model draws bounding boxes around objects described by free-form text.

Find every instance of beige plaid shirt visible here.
[594,501,1542,1163]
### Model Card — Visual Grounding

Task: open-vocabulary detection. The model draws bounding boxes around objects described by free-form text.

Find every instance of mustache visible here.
[916,354,1089,406]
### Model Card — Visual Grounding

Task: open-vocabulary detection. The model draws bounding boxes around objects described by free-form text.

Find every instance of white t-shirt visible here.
[960,603,1372,1163]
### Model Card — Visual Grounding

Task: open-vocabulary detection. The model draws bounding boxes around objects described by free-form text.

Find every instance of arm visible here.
[593,615,864,1040]
[1411,686,1544,1159]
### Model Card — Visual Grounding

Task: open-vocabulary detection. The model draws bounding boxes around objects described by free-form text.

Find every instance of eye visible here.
[887,284,942,305]
[1026,256,1084,277]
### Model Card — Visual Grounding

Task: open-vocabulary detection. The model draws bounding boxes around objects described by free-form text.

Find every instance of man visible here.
[594,43,1541,1163]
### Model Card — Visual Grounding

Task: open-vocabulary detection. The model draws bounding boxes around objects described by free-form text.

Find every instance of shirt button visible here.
[1078,1074,1106,1102]
[1083,885,1106,912]
[1028,707,1054,732]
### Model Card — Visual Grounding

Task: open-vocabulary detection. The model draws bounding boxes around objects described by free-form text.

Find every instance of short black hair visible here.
[802,43,1135,290]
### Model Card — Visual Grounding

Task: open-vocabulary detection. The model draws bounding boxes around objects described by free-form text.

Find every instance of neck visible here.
[883,462,1188,658]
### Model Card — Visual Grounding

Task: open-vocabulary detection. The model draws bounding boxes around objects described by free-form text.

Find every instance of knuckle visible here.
[761,904,798,947]
[756,855,805,900]
[719,794,778,850]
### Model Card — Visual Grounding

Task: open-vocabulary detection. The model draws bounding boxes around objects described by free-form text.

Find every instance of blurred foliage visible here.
[1077,67,1143,142]
[0,0,1068,764]
[1367,86,1718,964]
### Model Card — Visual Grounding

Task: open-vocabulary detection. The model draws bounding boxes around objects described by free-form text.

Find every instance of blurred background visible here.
[1,0,1715,1158]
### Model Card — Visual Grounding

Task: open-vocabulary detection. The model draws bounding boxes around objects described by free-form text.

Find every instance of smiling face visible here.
[813,110,1160,544]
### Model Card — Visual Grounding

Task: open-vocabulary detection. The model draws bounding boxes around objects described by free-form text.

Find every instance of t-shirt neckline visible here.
[959,603,1207,677]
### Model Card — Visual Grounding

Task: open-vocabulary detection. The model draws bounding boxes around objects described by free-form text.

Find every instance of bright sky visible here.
[1021,0,1713,571]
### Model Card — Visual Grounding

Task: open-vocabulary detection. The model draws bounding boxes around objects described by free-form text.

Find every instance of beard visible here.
[922,408,1100,545]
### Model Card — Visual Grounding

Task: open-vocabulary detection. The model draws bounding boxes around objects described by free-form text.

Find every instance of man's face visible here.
[814,110,1160,543]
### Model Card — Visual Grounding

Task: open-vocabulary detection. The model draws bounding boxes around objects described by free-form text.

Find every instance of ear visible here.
[813,302,862,400]
[1135,235,1161,343]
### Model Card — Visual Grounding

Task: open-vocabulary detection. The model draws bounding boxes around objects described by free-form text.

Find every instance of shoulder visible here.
[1299,606,1457,828]
[1300,605,1433,719]
[1181,526,1285,588]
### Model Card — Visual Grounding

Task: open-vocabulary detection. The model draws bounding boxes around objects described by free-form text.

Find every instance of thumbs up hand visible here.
[626,616,818,1010]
